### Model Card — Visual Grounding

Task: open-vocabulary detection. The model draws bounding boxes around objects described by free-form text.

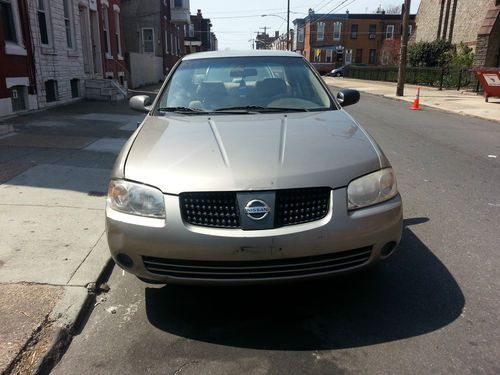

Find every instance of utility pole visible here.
[286,0,290,50]
[396,0,411,97]
[260,26,271,35]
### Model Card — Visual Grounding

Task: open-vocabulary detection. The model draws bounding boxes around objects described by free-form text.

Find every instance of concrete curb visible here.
[326,79,500,124]
[368,91,500,124]
[32,258,115,375]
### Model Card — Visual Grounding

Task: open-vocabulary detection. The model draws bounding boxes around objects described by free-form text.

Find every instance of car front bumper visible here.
[106,188,403,285]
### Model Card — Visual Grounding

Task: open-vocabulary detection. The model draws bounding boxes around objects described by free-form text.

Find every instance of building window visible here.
[369,49,376,64]
[298,28,304,42]
[333,22,341,40]
[386,24,394,39]
[142,28,154,53]
[36,0,53,46]
[314,49,320,62]
[408,24,413,36]
[174,0,182,7]
[326,49,332,63]
[102,5,111,55]
[10,85,26,112]
[350,24,358,39]
[2,0,26,53]
[369,24,376,39]
[170,29,173,54]
[114,9,122,56]
[70,79,79,98]
[1,0,17,42]
[45,80,58,102]
[63,0,74,49]
[189,23,194,38]
[355,48,363,63]
[317,22,324,41]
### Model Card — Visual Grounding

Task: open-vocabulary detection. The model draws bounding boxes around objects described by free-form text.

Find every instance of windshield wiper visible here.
[214,106,309,113]
[157,106,211,114]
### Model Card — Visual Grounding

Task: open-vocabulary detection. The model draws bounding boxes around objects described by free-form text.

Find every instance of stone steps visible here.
[85,80,126,101]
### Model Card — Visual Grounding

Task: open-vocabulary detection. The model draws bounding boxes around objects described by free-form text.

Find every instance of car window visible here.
[157,56,334,112]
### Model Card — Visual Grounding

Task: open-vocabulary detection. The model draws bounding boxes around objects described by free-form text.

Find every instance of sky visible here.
[190,0,422,50]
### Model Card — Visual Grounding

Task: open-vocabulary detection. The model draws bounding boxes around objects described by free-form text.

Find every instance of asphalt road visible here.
[51,92,500,375]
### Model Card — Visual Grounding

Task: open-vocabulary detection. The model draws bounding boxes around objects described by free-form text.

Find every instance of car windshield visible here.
[156,56,334,113]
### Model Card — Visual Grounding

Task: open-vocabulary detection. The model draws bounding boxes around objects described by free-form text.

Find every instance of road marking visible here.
[487,155,497,158]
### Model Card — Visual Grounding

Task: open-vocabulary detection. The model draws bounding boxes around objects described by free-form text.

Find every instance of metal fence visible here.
[345,66,480,91]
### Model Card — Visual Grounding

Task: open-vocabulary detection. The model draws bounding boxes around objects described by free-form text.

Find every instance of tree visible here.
[408,40,454,67]
[450,42,474,68]
[374,4,402,14]
[381,38,401,65]
[384,4,402,14]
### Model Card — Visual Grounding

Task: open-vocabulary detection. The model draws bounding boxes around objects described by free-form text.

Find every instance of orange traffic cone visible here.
[410,87,422,110]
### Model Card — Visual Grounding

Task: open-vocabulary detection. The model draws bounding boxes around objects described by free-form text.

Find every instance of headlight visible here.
[107,180,165,218]
[347,168,398,210]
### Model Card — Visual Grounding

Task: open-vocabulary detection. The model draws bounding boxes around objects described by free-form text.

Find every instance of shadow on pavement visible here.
[145,217,464,350]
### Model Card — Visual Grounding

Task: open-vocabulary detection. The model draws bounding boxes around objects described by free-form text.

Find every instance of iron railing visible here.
[345,66,480,91]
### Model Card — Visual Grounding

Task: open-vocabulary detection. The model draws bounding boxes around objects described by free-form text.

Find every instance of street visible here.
[50,91,500,374]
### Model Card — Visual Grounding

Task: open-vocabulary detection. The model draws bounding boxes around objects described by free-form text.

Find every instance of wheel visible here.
[335,72,342,77]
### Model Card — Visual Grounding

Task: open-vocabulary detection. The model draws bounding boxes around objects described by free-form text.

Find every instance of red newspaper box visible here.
[473,68,500,102]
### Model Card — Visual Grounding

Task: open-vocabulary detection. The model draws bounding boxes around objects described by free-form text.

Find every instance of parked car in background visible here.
[311,63,335,76]
[106,50,403,285]
[327,63,368,77]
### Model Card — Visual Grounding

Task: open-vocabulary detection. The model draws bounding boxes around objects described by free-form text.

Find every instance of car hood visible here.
[124,111,382,194]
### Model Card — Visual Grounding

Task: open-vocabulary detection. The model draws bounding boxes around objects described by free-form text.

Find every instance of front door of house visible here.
[345,49,352,64]
[10,86,26,112]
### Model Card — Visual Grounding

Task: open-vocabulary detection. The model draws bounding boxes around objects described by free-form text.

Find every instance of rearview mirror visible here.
[229,68,258,78]
[129,95,152,113]
[337,89,360,107]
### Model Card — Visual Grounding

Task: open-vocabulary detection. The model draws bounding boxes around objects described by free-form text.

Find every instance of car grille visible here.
[276,187,331,227]
[179,191,240,228]
[143,246,372,280]
[180,187,331,229]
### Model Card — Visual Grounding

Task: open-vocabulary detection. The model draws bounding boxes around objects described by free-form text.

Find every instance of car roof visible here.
[182,50,303,61]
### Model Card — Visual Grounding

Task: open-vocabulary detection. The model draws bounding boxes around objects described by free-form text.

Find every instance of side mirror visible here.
[337,89,360,107]
[129,95,152,113]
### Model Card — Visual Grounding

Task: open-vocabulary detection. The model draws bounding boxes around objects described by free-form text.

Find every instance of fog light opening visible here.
[116,253,134,269]
[380,242,397,258]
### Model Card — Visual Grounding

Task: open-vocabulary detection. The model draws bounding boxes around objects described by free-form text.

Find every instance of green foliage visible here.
[408,40,474,68]
[449,42,474,68]
[408,40,454,67]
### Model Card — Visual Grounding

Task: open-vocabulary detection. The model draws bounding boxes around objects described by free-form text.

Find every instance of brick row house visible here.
[0,0,37,115]
[415,0,500,67]
[120,1,217,89]
[29,0,126,105]
[120,0,188,88]
[293,9,416,68]
[1,0,218,116]
[0,0,125,117]
[184,9,217,54]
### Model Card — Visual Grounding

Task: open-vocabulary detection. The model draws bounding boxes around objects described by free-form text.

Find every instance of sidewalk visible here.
[0,99,145,374]
[324,77,500,123]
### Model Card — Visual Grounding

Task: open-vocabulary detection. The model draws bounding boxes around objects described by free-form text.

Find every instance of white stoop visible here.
[85,79,127,101]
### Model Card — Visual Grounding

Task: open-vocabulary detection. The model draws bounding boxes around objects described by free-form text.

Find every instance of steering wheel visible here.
[266,94,289,105]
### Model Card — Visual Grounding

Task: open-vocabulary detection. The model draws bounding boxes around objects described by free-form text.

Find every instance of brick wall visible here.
[302,14,415,66]
[28,0,87,108]
[100,0,126,81]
